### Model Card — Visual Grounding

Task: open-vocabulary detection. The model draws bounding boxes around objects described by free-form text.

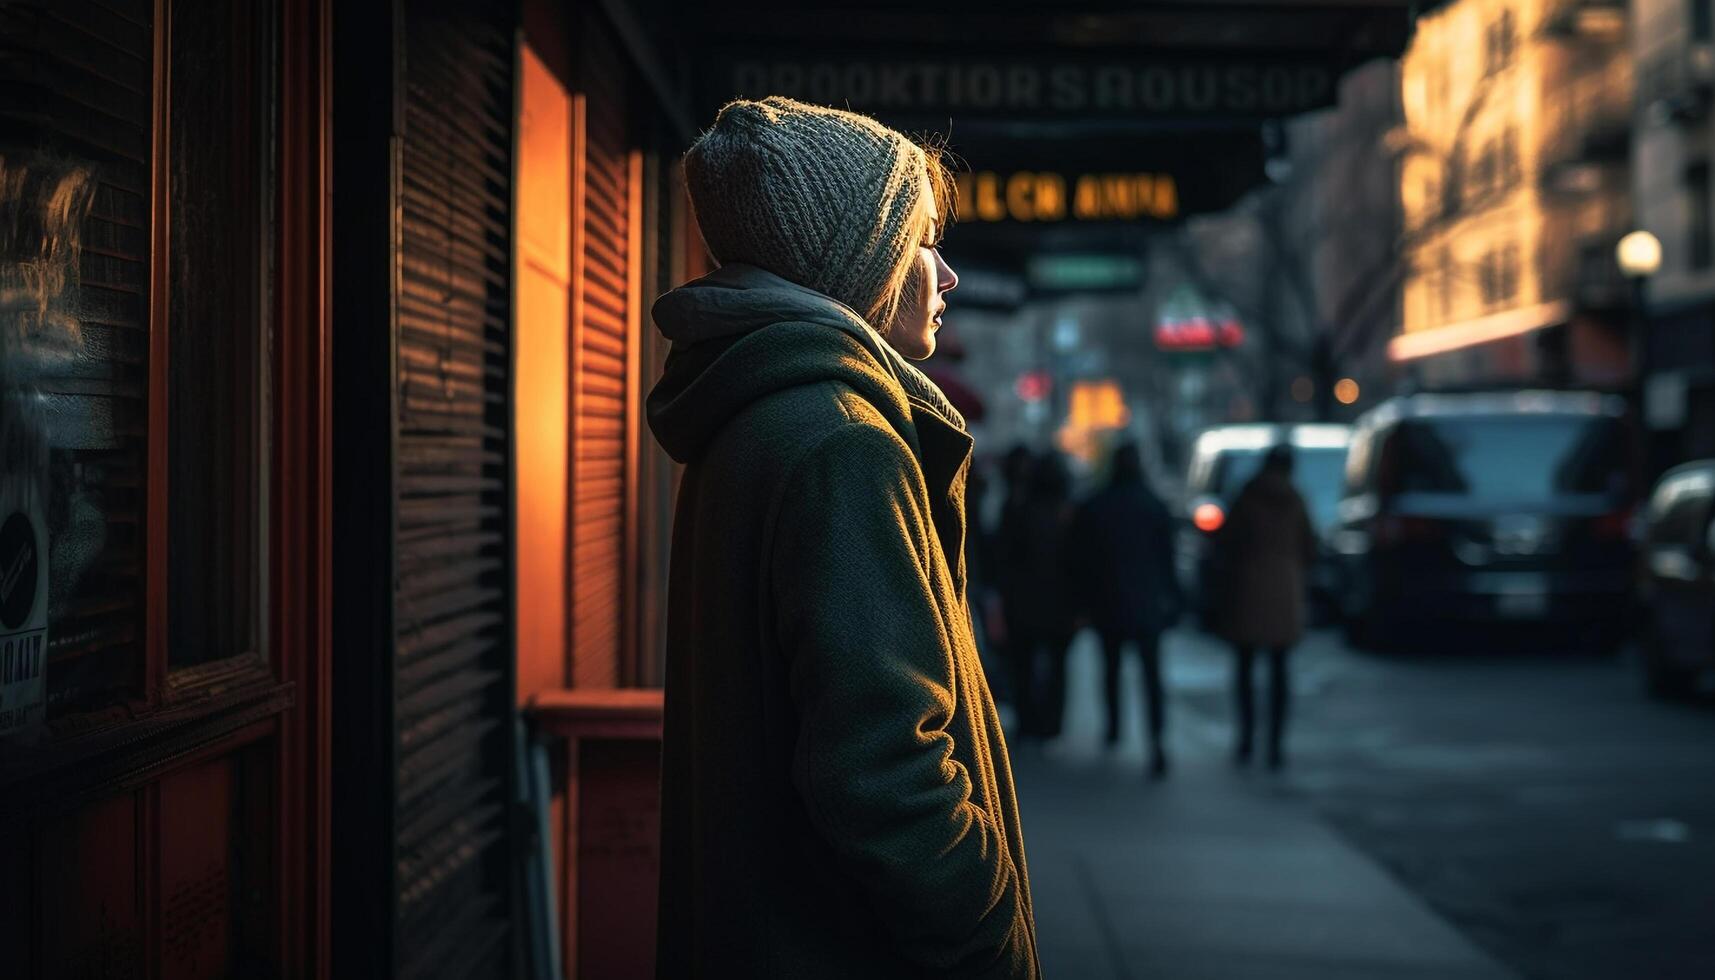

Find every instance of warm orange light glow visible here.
[1193,502,1226,533]
[1058,380,1131,464]
[1334,378,1361,405]
[514,44,572,701]
[1397,0,1630,352]
[1388,300,1572,361]
[1068,380,1130,431]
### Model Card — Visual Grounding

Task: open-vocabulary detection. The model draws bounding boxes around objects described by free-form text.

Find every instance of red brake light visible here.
[1592,508,1632,541]
[1193,502,1225,533]
[1374,515,1440,547]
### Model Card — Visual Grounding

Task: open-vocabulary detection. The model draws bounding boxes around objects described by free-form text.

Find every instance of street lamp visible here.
[1616,230,1663,480]
[1616,230,1662,279]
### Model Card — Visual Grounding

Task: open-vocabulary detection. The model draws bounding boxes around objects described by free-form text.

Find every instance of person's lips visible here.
[931,304,946,329]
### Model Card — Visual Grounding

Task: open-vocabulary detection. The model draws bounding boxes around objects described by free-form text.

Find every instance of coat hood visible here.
[646,263,964,464]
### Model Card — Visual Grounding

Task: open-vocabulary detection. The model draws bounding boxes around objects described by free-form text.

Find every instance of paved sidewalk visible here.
[1007,630,1517,980]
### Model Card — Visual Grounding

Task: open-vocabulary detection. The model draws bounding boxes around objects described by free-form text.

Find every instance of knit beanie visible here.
[683,96,929,330]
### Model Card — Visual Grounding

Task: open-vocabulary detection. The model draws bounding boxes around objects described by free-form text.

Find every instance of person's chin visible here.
[900,333,935,360]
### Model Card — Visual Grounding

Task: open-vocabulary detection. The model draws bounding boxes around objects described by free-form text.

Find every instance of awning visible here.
[1387,300,1574,362]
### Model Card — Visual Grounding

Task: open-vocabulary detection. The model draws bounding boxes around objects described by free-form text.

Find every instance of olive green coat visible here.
[646,264,1040,979]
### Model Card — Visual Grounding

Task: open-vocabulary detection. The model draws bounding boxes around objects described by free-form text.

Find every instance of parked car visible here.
[1636,460,1715,697]
[1328,391,1636,649]
[1177,423,1351,628]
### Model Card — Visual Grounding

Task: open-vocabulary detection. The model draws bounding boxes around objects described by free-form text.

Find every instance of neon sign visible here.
[953,170,1179,223]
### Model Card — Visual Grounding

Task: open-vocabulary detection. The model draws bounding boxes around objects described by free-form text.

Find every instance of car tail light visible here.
[1591,507,1633,541]
[1374,515,1441,547]
[1193,502,1225,533]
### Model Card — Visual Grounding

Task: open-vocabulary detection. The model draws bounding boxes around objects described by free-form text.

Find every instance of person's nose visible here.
[935,250,959,294]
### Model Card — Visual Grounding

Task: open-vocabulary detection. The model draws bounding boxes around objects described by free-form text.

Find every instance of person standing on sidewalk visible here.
[647,96,1040,978]
[990,443,1036,717]
[1068,442,1183,777]
[1005,451,1079,741]
[1212,443,1315,769]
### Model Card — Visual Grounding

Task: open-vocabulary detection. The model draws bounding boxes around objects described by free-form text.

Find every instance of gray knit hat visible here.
[683,96,930,330]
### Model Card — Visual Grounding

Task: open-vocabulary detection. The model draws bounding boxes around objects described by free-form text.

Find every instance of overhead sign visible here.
[954,170,1178,223]
[1156,284,1244,352]
[1027,254,1144,293]
[709,55,1339,119]
[1155,314,1245,351]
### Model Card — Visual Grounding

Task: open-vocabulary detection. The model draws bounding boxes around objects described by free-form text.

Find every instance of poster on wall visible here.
[0,481,48,738]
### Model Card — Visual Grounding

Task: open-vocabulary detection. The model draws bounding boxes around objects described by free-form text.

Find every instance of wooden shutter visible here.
[0,0,153,715]
[571,13,641,689]
[391,3,516,975]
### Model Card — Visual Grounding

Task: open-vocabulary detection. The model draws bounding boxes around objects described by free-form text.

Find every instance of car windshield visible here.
[1214,446,1348,531]
[1385,414,1626,502]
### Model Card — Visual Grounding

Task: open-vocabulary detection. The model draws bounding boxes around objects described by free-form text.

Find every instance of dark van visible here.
[1637,461,1715,697]
[1329,391,1635,649]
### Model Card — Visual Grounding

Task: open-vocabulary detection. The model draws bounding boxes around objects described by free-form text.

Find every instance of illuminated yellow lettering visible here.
[976,172,1006,222]
[1073,175,1100,220]
[1155,174,1179,218]
[1006,171,1035,221]
[1035,172,1066,220]
[1101,175,1134,218]
[953,172,973,220]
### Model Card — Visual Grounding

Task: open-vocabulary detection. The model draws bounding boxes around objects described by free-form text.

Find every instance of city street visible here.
[1013,626,1715,980]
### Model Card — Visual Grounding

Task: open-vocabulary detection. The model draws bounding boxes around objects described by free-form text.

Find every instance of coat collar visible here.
[907,395,974,598]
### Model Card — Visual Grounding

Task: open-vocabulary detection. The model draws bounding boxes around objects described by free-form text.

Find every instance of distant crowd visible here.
[970,441,1315,777]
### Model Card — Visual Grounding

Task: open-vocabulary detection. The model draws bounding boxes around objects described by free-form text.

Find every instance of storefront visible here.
[2,0,693,975]
[1,0,335,974]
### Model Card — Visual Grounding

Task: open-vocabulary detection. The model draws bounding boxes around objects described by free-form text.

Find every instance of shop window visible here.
[166,0,276,670]
[1437,247,1455,321]
[1479,244,1520,307]
[1,0,156,723]
[1,0,275,730]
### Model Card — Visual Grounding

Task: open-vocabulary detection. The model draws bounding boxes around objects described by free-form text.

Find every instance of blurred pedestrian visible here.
[1007,451,1078,740]
[1212,443,1315,769]
[646,96,1039,977]
[991,443,1036,714]
[1069,442,1183,777]
[964,455,1005,679]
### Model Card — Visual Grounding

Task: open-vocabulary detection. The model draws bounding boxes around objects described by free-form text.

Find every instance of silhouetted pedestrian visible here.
[964,455,1005,679]
[991,444,1036,715]
[1006,451,1077,740]
[1212,443,1315,769]
[1069,443,1182,777]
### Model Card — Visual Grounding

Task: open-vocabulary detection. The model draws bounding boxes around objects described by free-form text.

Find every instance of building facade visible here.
[1634,0,1715,463]
[1393,0,1634,388]
[1,0,694,975]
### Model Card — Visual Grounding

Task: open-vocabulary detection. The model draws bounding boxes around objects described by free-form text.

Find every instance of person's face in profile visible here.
[883,173,959,361]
